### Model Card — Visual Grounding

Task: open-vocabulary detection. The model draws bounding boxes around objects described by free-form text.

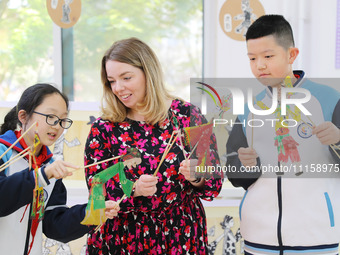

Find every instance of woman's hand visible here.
[44,160,79,179]
[179,159,205,187]
[104,200,120,219]
[179,159,198,182]
[133,174,158,197]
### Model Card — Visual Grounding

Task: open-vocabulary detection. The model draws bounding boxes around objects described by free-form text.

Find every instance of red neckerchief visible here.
[15,130,49,255]
[14,130,48,169]
[294,73,300,80]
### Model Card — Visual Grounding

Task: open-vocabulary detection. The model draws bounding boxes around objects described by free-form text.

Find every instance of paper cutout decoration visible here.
[183,122,214,167]
[219,0,265,41]
[274,127,301,163]
[32,132,41,155]
[46,0,82,29]
[254,79,303,174]
[81,162,129,225]
[28,132,44,255]
[81,148,141,226]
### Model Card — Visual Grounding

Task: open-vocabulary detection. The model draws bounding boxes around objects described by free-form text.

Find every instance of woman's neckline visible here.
[125,99,175,123]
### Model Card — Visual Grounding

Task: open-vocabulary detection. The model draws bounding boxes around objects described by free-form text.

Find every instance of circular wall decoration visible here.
[219,0,265,41]
[46,0,81,29]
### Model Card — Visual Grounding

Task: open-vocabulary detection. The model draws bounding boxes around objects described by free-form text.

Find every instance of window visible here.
[72,0,202,102]
[0,0,54,101]
[0,0,202,102]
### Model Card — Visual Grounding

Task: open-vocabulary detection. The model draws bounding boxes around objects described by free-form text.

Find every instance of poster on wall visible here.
[219,0,265,41]
[46,0,81,28]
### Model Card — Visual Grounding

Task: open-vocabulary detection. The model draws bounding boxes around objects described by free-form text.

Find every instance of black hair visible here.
[246,14,295,49]
[0,83,69,135]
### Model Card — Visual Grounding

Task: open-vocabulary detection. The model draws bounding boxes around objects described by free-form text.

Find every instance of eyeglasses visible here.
[33,111,73,129]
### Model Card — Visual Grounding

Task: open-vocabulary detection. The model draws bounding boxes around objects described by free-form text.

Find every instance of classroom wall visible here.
[204,0,340,79]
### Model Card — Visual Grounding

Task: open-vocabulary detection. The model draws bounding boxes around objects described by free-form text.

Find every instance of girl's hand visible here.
[104,200,120,219]
[44,160,79,179]
[238,147,258,167]
[179,159,198,182]
[312,122,340,145]
[133,174,158,197]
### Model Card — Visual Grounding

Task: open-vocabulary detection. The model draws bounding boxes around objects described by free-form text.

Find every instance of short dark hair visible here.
[246,14,295,49]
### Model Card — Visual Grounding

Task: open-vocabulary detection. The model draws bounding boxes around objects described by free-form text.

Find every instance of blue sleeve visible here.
[225,117,261,190]
[42,179,91,243]
[0,159,35,216]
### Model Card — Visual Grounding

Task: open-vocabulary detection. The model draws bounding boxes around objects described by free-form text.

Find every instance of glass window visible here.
[73,0,202,102]
[0,0,54,101]
[0,0,202,102]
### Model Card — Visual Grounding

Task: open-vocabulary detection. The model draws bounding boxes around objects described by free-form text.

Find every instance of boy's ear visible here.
[18,110,28,125]
[288,47,299,64]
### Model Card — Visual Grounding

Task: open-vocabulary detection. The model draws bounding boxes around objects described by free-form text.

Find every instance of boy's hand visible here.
[133,175,158,197]
[238,147,258,167]
[104,200,120,219]
[312,122,340,145]
[44,160,79,179]
[179,159,198,182]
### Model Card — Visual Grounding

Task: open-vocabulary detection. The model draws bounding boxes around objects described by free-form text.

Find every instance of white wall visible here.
[204,0,340,79]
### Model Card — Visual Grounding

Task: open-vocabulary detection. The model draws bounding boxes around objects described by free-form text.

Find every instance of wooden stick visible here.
[69,155,124,173]
[178,130,187,161]
[178,139,200,175]
[153,132,179,176]
[300,118,310,126]
[1,147,30,165]
[161,131,176,158]
[164,132,178,156]
[84,155,123,169]
[0,147,31,171]
[188,140,199,160]
[29,151,32,170]
[0,121,37,161]
[154,131,178,176]
[330,144,340,159]
[305,115,316,127]
[94,182,136,233]
[94,197,123,232]
[94,222,103,233]
[251,97,256,149]
[301,115,340,160]
[251,113,254,149]
[0,151,30,172]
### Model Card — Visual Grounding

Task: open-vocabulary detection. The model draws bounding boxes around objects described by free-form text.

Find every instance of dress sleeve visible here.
[188,105,223,201]
[84,120,143,213]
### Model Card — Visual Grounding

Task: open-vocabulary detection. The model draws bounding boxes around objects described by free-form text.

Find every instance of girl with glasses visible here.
[0,83,120,255]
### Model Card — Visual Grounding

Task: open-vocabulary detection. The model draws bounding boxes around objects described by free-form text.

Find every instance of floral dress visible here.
[84,99,222,255]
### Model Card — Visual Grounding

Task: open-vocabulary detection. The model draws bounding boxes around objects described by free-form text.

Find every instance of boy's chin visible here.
[257,77,284,88]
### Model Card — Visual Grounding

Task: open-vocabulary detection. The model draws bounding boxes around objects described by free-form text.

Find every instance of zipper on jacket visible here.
[23,203,32,255]
[277,175,283,255]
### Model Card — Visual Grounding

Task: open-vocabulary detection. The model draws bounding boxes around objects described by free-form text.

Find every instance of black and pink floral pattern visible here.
[84,99,222,254]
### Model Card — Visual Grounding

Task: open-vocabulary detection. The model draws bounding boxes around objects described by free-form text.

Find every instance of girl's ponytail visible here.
[0,106,18,135]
